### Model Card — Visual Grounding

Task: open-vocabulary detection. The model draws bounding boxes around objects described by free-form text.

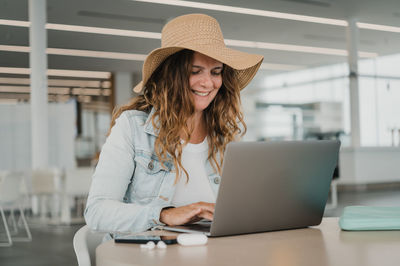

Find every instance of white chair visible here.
[61,167,93,224]
[30,168,63,222]
[0,171,32,247]
[73,225,105,266]
[325,180,338,210]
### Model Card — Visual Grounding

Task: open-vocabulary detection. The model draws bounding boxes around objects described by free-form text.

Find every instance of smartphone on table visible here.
[114,234,178,244]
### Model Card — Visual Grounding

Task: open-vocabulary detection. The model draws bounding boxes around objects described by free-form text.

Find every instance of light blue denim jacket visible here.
[84,108,221,233]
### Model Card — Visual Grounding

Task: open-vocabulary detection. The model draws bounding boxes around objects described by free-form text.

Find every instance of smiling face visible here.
[189,52,223,114]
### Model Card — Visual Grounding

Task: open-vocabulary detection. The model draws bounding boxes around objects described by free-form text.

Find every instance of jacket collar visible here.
[144,107,159,137]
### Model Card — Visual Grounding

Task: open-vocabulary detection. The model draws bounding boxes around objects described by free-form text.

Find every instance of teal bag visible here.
[339,206,400,231]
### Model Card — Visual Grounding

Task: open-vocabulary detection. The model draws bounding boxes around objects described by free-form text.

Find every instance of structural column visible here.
[346,19,361,147]
[29,0,49,168]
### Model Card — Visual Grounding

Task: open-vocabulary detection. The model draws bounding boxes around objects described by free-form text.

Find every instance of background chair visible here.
[30,168,63,223]
[0,171,32,247]
[61,167,93,225]
[73,225,105,266]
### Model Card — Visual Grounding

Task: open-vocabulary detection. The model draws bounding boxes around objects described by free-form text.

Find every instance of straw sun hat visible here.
[133,13,264,93]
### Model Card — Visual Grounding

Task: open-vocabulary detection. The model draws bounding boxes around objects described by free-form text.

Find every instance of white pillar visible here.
[346,19,361,147]
[29,0,49,168]
[114,72,134,107]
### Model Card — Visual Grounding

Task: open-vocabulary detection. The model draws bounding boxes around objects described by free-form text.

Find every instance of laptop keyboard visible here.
[182,221,211,233]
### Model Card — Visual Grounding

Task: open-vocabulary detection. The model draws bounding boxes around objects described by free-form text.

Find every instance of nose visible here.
[200,73,213,88]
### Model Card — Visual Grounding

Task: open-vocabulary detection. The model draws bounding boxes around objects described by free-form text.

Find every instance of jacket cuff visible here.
[149,204,175,227]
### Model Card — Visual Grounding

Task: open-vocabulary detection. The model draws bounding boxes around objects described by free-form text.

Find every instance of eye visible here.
[211,70,222,76]
[191,70,200,75]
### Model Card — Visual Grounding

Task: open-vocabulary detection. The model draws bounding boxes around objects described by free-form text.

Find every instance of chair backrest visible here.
[65,167,93,196]
[31,168,59,194]
[0,171,25,203]
[73,225,105,266]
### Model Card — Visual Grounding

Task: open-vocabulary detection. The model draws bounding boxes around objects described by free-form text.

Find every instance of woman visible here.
[85,13,263,233]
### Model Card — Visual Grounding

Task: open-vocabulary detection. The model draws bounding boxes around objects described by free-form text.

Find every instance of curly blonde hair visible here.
[109,49,246,183]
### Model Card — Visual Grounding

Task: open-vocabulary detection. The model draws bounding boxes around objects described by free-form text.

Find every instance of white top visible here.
[171,138,216,207]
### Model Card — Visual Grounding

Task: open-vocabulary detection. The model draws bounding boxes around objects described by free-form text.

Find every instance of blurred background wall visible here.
[1,0,400,184]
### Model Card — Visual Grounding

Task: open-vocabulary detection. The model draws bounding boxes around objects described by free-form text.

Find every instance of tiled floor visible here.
[0,222,81,266]
[1,188,400,266]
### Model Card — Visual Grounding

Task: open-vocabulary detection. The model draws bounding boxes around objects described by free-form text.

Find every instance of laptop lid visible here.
[163,140,340,237]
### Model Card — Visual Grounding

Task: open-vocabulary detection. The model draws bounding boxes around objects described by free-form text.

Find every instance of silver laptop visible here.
[162,140,340,237]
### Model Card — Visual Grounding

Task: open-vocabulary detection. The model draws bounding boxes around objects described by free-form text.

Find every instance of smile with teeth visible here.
[191,89,211,96]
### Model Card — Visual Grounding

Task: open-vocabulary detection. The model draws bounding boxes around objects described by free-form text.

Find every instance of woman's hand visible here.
[159,202,215,226]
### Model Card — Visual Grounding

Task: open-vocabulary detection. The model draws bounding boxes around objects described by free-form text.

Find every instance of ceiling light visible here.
[133,0,347,26]
[0,98,19,104]
[0,45,30,53]
[0,45,146,61]
[0,77,31,85]
[71,88,102,95]
[0,19,161,38]
[48,79,102,87]
[47,48,147,61]
[0,86,30,93]
[0,19,30,27]
[357,22,400,33]
[260,63,304,71]
[0,86,70,94]
[47,69,111,79]
[0,67,30,75]
[225,39,377,57]
[0,67,111,79]
[227,39,347,55]
[48,87,70,94]
[0,77,104,88]
[46,23,161,39]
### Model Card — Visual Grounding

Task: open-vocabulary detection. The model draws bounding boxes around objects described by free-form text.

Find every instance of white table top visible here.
[96,217,400,266]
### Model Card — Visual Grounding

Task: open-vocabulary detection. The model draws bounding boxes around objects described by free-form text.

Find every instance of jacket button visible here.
[213,176,220,184]
[148,161,154,170]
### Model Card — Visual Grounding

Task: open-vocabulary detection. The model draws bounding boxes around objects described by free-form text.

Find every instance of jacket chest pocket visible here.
[131,153,171,203]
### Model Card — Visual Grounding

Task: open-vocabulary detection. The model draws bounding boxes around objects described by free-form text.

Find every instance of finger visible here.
[199,210,214,221]
[185,208,202,221]
[202,205,215,214]
[183,209,203,224]
[196,202,215,213]
[164,206,202,226]
[190,207,203,216]
[186,215,202,225]
[198,202,215,208]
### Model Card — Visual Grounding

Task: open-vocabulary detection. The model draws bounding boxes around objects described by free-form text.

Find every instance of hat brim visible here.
[133,45,263,93]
